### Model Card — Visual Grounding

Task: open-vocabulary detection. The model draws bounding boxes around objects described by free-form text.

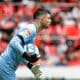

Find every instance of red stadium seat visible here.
[45,45,57,56]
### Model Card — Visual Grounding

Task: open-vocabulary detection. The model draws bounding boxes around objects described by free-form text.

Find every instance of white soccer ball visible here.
[24,43,40,57]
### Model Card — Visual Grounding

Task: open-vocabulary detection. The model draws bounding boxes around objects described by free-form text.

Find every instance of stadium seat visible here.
[45,45,57,56]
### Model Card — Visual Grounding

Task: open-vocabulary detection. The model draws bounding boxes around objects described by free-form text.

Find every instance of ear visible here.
[39,15,44,23]
[40,15,44,21]
[39,18,43,23]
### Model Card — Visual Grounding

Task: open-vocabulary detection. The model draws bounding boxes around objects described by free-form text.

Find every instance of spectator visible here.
[72,0,80,20]
[1,0,15,17]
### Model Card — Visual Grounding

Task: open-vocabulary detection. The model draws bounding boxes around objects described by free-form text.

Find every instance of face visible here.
[40,13,51,29]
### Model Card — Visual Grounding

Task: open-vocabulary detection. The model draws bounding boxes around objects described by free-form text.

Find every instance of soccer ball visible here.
[24,43,40,57]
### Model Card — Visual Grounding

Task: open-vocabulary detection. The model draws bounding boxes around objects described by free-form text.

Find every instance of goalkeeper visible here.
[0,8,51,80]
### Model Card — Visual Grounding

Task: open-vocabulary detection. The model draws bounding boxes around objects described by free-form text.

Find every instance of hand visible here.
[31,65,42,78]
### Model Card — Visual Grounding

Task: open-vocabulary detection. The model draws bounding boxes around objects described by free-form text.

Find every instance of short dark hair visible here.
[33,8,50,19]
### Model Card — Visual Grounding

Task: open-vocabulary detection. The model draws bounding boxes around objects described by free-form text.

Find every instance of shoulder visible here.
[16,23,37,37]
[27,24,37,33]
[18,23,36,33]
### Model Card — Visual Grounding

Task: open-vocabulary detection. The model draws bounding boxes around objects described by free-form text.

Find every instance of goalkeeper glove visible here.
[31,65,42,78]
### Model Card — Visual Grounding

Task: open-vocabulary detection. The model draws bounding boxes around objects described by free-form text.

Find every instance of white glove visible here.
[31,65,42,78]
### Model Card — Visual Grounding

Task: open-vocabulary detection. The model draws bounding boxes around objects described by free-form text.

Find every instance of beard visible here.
[41,22,48,29]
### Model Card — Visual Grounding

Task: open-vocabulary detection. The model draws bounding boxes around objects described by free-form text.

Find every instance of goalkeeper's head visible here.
[33,8,51,32]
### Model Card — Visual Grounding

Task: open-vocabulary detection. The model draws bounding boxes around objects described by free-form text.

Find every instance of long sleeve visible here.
[9,36,25,56]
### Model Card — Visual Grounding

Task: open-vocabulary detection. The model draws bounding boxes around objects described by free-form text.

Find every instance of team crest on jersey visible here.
[25,30,30,36]
[18,30,31,38]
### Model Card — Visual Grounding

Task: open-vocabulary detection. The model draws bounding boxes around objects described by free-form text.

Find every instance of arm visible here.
[9,36,25,56]
[26,62,42,78]
[9,29,32,56]
[22,59,42,78]
[10,28,42,77]
[10,36,42,77]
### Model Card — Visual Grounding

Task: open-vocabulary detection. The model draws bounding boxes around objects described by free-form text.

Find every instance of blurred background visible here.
[0,0,80,80]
